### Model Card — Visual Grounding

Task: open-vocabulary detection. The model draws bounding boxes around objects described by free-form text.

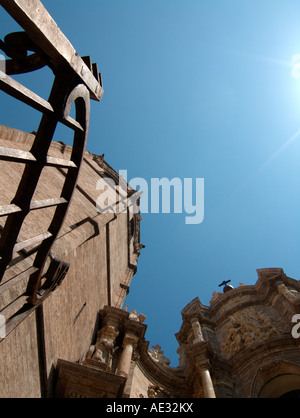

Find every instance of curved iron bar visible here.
[26,82,91,305]
[0,1,102,318]
[0,70,75,275]
[0,31,47,74]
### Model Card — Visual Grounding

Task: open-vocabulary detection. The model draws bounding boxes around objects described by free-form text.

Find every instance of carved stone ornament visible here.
[221,308,282,358]
[276,282,299,303]
[147,384,171,398]
[123,333,139,350]
[91,325,119,372]
[148,344,171,366]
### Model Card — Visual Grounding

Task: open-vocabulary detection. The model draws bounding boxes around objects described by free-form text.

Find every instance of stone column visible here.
[116,333,138,378]
[198,363,216,398]
[190,317,204,344]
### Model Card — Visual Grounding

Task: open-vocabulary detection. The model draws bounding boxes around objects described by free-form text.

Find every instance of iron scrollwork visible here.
[0,0,103,334]
[26,80,91,305]
[0,31,47,75]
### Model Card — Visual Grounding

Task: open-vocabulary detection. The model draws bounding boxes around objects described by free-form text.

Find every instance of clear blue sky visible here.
[1,0,300,366]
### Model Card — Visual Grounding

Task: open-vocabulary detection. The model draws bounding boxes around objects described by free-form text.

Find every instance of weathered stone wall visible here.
[0,125,141,397]
[129,363,154,398]
[0,313,41,397]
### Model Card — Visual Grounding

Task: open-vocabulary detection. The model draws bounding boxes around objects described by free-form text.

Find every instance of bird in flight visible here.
[218,280,231,287]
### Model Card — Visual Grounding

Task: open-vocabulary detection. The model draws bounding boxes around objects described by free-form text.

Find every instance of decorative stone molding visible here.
[147,384,171,398]
[251,360,300,398]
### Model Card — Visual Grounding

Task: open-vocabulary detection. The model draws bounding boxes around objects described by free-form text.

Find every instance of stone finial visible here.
[129,309,138,321]
[128,309,146,323]
[138,313,147,323]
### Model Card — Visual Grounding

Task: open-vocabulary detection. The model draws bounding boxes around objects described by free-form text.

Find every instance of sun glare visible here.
[292,54,300,79]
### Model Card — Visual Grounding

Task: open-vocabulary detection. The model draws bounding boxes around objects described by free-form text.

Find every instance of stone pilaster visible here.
[190,317,204,344]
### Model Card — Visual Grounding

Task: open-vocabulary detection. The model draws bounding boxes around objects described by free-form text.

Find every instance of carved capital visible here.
[123,333,139,350]
[196,359,211,372]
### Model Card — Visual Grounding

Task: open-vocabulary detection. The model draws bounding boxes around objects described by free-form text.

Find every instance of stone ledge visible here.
[55,359,126,398]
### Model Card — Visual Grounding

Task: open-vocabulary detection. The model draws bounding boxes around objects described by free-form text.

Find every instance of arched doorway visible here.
[258,374,300,398]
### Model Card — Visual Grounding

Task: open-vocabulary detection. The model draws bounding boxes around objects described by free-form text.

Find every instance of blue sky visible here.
[2,0,300,366]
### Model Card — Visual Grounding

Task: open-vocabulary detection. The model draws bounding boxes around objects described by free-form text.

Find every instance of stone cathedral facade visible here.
[55,268,300,398]
[0,0,300,398]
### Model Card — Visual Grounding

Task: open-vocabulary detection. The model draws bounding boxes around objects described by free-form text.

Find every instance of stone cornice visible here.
[187,340,214,360]
[100,306,147,341]
[177,269,300,330]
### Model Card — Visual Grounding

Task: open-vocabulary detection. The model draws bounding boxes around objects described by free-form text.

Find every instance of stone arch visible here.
[251,361,300,398]
[258,374,300,398]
